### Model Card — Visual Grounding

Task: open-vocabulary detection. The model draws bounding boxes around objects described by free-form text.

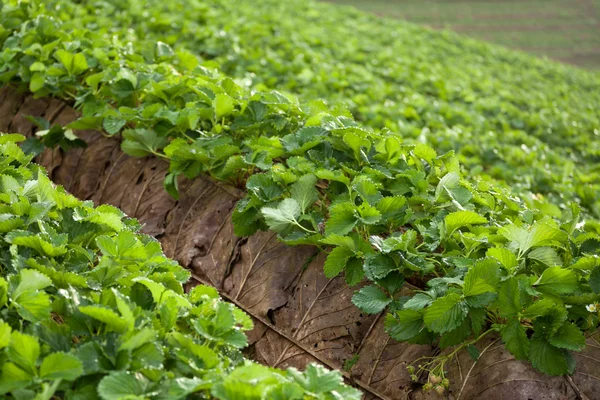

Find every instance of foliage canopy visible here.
[1,0,600,385]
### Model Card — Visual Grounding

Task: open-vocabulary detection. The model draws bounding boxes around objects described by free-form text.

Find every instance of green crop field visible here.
[1,0,600,398]
[325,0,600,69]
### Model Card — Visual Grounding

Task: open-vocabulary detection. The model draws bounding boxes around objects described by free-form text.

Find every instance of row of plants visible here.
[11,0,600,218]
[1,0,600,382]
[0,134,360,399]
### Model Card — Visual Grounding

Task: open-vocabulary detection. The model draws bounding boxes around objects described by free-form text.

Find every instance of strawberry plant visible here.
[4,0,597,217]
[0,134,361,399]
[1,0,600,387]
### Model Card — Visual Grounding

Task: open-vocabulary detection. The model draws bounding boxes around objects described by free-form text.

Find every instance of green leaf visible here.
[78,306,129,333]
[355,203,381,225]
[121,129,168,157]
[403,293,433,311]
[119,328,156,352]
[528,247,562,267]
[261,198,303,234]
[54,49,73,71]
[352,177,382,205]
[351,285,391,314]
[85,71,105,90]
[385,310,423,341]
[214,302,235,335]
[54,50,87,76]
[413,143,437,165]
[155,41,174,59]
[467,344,480,361]
[111,79,135,98]
[486,247,518,271]
[522,298,555,319]
[534,267,578,294]
[323,247,353,278]
[102,116,126,135]
[40,352,83,381]
[214,93,236,120]
[570,256,600,270]
[375,231,417,253]
[445,210,487,236]
[30,72,45,92]
[13,269,52,300]
[376,196,406,225]
[189,285,220,301]
[470,307,487,334]
[15,290,51,322]
[463,258,500,297]
[30,62,46,72]
[320,234,355,250]
[435,172,460,201]
[528,337,569,376]
[290,174,318,213]
[67,116,102,131]
[464,292,497,308]
[98,371,152,400]
[496,278,521,318]
[343,130,371,160]
[435,172,471,207]
[163,377,206,399]
[288,363,345,394]
[282,127,327,154]
[499,221,567,254]
[71,53,88,75]
[211,363,286,400]
[196,322,247,349]
[6,232,67,257]
[423,293,468,334]
[247,174,283,202]
[79,204,125,232]
[0,277,7,308]
[363,254,397,280]
[0,321,11,349]
[502,319,529,360]
[8,332,39,375]
[325,202,357,236]
[590,266,600,294]
[114,293,135,331]
[315,169,350,186]
[345,257,364,286]
[233,307,253,331]
[0,362,32,394]
[164,172,180,200]
[548,323,586,351]
[133,278,191,308]
[534,306,568,337]
[439,317,471,348]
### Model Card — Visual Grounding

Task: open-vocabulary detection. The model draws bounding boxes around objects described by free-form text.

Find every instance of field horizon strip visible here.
[323,0,600,70]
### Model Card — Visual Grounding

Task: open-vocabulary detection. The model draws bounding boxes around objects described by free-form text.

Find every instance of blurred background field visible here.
[324,0,600,69]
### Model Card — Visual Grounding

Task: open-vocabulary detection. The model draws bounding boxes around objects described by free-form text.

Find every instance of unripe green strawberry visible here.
[435,385,445,395]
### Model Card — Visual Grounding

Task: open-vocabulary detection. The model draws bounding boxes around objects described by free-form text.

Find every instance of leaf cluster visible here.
[1,0,600,378]
[0,135,361,399]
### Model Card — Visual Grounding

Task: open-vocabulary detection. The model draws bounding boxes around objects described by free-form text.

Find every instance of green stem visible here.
[181,131,196,142]
[444,328,495,361]
[294,221,317,234]
[150,150,169,159]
